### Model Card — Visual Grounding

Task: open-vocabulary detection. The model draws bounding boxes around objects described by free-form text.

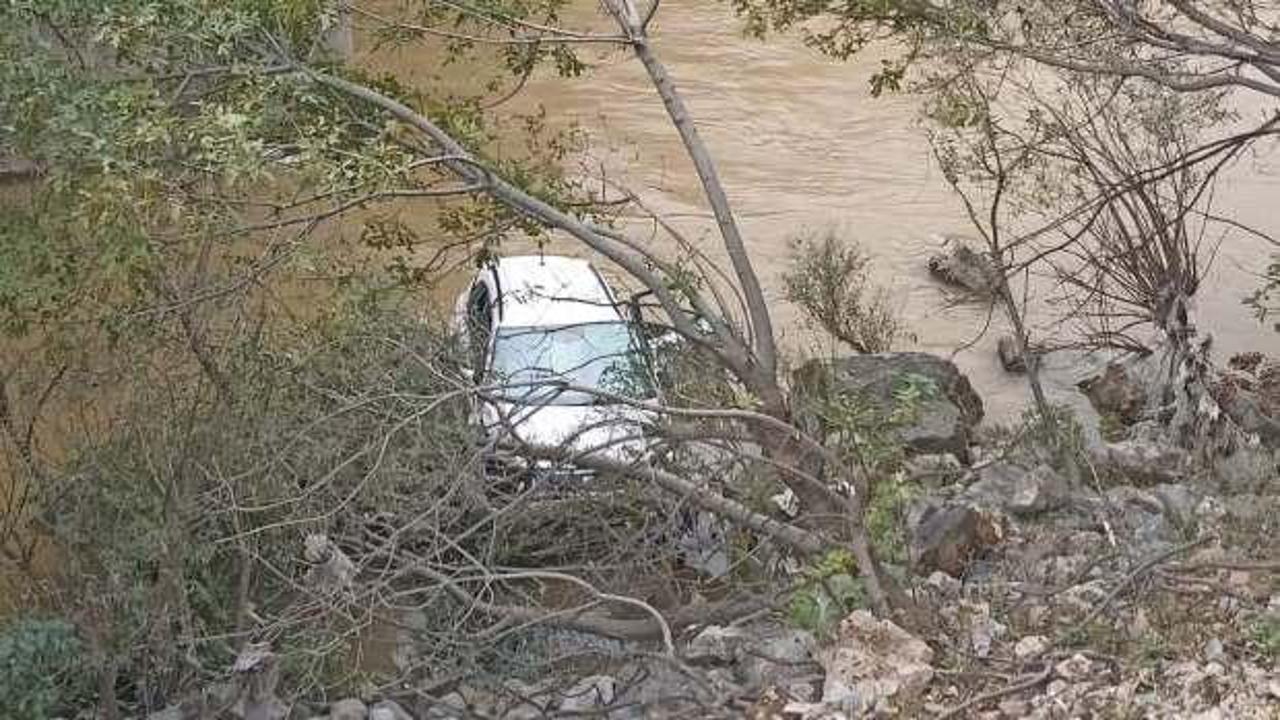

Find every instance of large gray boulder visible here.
[793,353,984,460]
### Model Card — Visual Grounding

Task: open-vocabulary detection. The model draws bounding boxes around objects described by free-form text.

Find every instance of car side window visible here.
[467,283,492,373]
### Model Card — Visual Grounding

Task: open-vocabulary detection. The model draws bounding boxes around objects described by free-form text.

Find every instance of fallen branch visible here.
[519,446,828,557]
[1075,536,1211,629]
[1168,558,1280,573]
[403,559,786,643]
[938,664,1053,719]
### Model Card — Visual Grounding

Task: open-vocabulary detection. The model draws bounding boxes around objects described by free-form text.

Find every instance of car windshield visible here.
[490,321,655,405]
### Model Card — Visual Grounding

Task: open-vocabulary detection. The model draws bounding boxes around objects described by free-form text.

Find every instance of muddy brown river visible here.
[362,1,1280,422]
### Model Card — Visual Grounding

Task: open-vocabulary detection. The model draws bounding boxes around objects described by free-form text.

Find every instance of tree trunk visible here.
[756,403,899,619]
[620,23,778,377]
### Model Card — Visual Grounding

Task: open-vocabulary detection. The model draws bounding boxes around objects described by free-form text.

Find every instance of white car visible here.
[453,255,660,484]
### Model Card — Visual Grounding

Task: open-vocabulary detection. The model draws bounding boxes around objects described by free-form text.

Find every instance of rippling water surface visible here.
[370,1,1280,420]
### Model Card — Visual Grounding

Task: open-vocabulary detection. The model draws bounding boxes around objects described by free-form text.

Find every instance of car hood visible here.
[481,401,656,462]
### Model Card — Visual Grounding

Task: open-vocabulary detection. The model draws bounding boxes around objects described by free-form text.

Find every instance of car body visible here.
[453,255,660,483]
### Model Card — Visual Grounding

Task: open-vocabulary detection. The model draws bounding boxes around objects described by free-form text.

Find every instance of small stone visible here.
[926,570,962,594]
[1046,679,1068,696]
[304,534,357,592]
[1153,483,1202,527]
[1099,439,1188,485]
[1078,362,1147,425]
[772,488,799,518]
[1203,661,1224,677]
[502,679,553,718]
[330,699,368,720]
[927,239,999,295]
[1268,679,1280,699]
[905,453,964,483]
[908,499,1004,576]
[739,628,818,689]
[965,462,1070,516]
[558,675,617,713]
[997,699,1029,717]
[995,336,1042,374]
[818,610,935,713]
[1203,637,1225,662]
[706,667,744,697]
[369,700,413,720]
[425,693,466,719]
[1060,581,1108,617]
[781,680,819,703]
[781,701,827,717]
[685,625,747,664]
[1054,653,1092,681]
[1195,495,1226,521]
[1014,635,1049,660]
[967,605,1006,660]
[503,706,543,720]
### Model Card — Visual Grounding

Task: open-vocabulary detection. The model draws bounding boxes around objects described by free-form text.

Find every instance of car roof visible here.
[490,255,623,328]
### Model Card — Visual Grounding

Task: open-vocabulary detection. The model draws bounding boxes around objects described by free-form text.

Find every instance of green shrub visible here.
[783,231,903,354]
[983,403,1088,473]
[866,469,919,563]
[787,550,866,636]
[1249,615,1280,661]
[0,618,89,720]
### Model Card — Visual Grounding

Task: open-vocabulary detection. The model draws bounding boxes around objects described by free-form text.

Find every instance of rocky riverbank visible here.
[135,350,1277,720]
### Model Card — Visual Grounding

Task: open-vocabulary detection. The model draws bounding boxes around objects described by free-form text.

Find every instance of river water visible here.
[362,1,1280,422]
